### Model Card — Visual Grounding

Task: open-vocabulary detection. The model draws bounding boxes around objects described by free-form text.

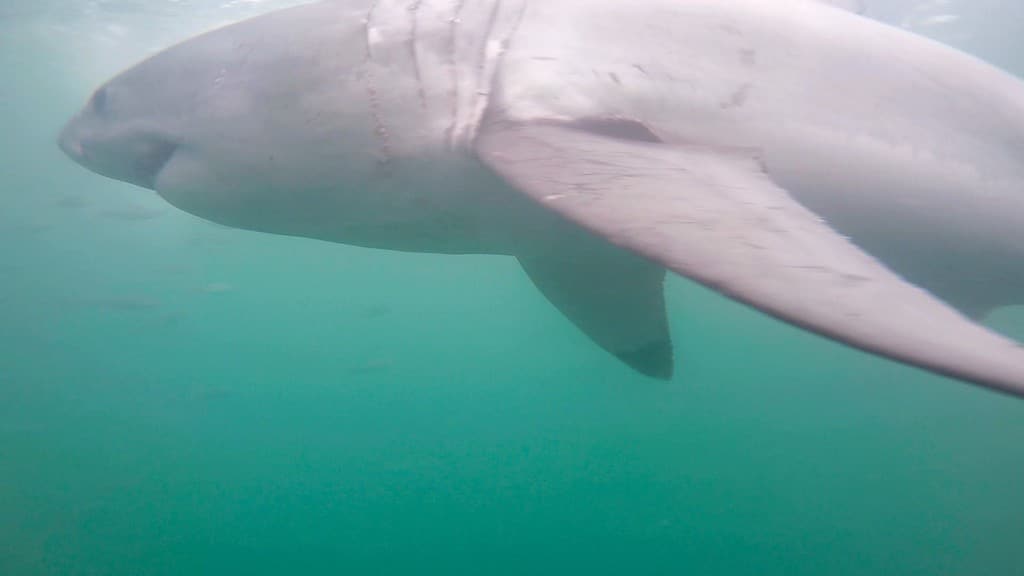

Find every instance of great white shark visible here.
[58,0,1024,397]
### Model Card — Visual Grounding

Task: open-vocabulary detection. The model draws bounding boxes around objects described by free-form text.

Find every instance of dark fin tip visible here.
[616,339,674,380]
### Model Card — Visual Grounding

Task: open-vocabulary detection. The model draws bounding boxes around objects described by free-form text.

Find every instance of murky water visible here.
[3,2,1023,574]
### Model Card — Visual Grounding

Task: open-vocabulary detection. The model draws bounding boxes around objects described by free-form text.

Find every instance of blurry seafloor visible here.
[2,1,1023,574]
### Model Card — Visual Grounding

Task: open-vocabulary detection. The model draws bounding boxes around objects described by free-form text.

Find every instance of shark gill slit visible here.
[460,0,504,146]
[407,0,428,109]
[363,0,392,163]
[445,0,468,146]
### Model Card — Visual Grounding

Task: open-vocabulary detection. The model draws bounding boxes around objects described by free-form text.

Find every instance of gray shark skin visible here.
[59,0,1024,397]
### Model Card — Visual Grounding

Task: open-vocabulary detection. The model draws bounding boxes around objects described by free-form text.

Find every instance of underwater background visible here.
[3,1,1024,574]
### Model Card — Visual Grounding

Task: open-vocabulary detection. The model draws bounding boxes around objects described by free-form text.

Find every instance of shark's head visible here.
[57,1,471,248]
[59,77,181,191]
[58,3,379,231]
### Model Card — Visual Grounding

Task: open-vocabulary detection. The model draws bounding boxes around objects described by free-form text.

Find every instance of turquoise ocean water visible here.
[3,2,1024,574]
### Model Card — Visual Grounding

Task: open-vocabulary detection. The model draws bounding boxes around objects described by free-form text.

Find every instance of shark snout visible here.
[57,119,178,191]
[57,121,86,163]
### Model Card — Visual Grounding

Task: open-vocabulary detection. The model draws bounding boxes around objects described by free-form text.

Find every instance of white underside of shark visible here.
[58,0,1024,397]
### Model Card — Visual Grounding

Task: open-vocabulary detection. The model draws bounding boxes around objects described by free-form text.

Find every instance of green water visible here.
[3,4,1024,575]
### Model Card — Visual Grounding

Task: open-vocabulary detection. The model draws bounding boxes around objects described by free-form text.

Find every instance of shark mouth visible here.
[130,139,179,190]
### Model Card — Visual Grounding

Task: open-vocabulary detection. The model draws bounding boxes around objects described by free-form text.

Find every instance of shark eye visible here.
[90,87,108,115]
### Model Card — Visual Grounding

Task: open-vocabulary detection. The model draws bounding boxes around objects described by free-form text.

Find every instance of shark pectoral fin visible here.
[477,122,1024,398]
[518,247,672,379]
